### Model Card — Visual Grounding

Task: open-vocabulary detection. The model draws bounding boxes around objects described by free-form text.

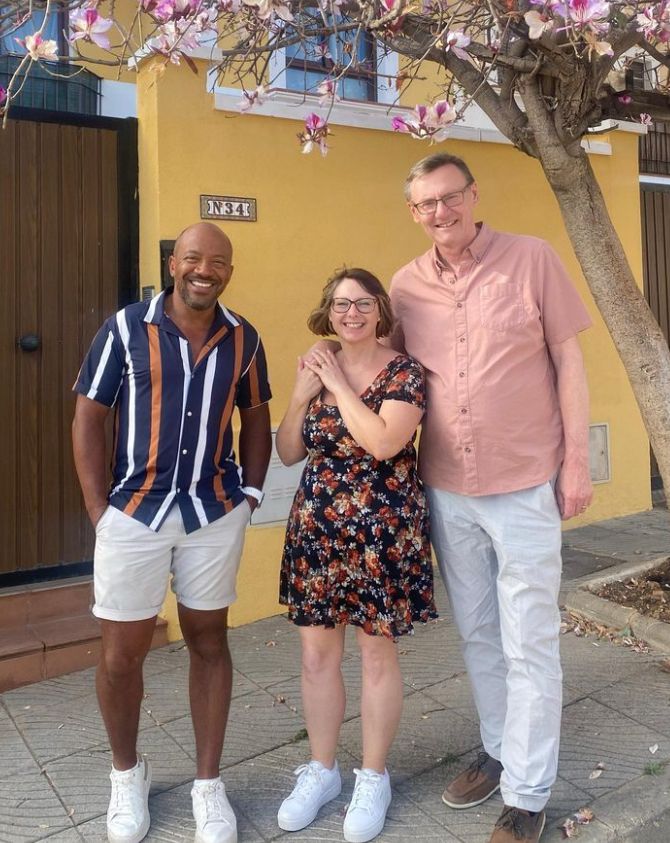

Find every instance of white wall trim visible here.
[212,84,614,154]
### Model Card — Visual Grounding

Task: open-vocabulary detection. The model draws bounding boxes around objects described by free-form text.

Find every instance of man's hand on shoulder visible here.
[556,455,593,520]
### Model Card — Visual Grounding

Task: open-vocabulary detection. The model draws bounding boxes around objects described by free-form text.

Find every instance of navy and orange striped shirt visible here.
[74,290,271,533]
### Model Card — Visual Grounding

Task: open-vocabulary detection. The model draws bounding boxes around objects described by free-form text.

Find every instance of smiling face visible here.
[169,223,233,313]
[329,277,380,345]
[408,163,479,260]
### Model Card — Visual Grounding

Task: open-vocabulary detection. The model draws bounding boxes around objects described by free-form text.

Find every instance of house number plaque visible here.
[200,195,257,222]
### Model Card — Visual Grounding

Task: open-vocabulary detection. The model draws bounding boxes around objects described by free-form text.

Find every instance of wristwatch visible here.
[241,486,265,506]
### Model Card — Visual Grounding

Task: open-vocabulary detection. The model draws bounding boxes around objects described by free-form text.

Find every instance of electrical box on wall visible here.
[589,423,611,484]
[250,430,305,526]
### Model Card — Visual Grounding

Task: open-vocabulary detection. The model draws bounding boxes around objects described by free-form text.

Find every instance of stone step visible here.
[0,579,169,692]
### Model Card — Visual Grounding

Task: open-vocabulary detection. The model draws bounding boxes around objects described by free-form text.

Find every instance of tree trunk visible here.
[525,112,670,496]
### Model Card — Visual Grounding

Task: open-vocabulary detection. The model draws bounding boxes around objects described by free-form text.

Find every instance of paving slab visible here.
[2,507,670,842]
[0,769,73,842]
[338,690,481,784]
[558,697,668,799]
[162,688,305,768]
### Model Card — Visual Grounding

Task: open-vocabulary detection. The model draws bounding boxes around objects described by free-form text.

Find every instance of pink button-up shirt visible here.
[390,223,592,496]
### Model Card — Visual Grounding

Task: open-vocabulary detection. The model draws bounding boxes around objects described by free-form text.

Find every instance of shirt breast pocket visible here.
[479,282,527,331]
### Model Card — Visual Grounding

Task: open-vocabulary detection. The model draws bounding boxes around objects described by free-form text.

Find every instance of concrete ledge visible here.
[564,557,670,656]
[543,764,670,842]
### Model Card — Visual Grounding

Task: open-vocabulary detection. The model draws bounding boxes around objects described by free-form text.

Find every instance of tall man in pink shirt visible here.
[390,153,593,843]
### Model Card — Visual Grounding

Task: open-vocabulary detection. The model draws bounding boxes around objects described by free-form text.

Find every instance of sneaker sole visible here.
[195,828,237,843]
[107,814,150,843]
[342,792,391,843]
[441,782,500,810]
[277,780,342,832]
[537,812,546,841]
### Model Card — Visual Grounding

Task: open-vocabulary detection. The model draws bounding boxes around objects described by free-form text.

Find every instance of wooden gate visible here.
[0,109,137,581]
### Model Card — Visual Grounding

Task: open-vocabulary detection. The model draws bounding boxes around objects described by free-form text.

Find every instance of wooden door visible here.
[0,114,136,577]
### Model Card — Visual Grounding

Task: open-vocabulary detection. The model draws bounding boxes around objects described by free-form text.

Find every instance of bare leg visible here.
[178,604,232,779]
[300,625,346,768]
[96,618,157,770]
[356,628,403,773]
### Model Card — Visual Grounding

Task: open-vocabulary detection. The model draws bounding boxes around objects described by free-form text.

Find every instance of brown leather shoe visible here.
[442,751,503,809]
[489,806,546,842]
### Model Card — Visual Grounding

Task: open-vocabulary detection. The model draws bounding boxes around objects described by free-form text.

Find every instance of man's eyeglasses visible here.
[412,183,473,216]
[331,297,377,314]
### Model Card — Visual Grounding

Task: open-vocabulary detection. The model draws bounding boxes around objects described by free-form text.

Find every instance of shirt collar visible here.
[432,221,495,272]
[143,288,238,338]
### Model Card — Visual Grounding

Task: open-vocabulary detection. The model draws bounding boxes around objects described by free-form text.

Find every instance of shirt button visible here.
[449,279,456,285]
[177,487,181,493]
[182,449,188,455]
[464,447,472,453]
[456,302,463,308]
[187,411,193,417]
[460,408,468,414]
[459,337,466,343]
[459,371,465,378]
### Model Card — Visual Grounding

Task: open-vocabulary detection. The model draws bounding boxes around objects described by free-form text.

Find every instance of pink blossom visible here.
[441,30,471,60]
[391,100,456,142]
[640,112,653,125]
[0,86,6,107]
[567,0,611,29]
[239,85,268,112]
[617,94,632,105]
[298,112,330,155]
[70,8,114,50]
[16,33,58,60]
[524,10,554,39]
[317,78,340,106]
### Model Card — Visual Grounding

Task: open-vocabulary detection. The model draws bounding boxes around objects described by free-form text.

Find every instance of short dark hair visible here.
[307,267,395,338]
[404,153,475,201]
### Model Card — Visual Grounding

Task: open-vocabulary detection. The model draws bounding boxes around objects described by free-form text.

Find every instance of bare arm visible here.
[239,402,272,511]
[306,349,423,461]
[549,335,593,520]
[276,360,322,465]
[72,394,112,527]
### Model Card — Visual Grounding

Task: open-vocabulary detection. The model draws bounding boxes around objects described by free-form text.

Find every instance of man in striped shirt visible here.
[73,222,271,843]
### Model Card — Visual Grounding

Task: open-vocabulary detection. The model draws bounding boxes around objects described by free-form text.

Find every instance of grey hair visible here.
[404,153,475,201]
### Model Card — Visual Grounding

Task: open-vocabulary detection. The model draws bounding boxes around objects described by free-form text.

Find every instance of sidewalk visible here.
[1,508,669,843]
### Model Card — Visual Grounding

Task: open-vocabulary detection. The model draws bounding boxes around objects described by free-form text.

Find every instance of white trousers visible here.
[427,482,562,812]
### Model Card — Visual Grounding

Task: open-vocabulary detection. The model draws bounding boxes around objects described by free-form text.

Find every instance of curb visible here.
[564,557,670,657]
[543,765,670,842]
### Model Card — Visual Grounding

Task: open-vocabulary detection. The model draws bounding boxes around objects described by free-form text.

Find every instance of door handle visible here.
[18,334,40,352]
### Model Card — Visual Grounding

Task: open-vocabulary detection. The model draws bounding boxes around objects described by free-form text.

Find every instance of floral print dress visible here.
[279,354,438,639]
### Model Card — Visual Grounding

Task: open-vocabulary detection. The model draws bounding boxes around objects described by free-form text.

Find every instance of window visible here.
[0,6,68,56]
[284,15,377,103]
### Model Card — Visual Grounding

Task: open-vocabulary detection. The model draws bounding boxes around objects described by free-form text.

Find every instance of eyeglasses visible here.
[331,297,377,314]
[412,183,473,215]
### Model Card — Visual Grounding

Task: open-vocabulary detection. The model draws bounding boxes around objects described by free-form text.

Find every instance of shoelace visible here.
[465,751,491,783]
[495,807,532,839]
[349,769,383,813]
[110,769,143,817]
[289,763,323,800]
[197,782,227,822]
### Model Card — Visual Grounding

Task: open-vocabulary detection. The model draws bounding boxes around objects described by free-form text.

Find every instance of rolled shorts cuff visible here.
[92,604,162,622]
[176,593,237,612]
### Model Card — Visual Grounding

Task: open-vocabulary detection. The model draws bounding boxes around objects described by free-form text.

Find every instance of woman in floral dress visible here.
[275,267,437,843]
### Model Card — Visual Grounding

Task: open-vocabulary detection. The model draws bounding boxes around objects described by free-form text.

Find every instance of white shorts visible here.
[92,502,251,621]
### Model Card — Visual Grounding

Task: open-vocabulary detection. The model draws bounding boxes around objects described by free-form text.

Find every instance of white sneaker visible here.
[277,760,342,831]
[106,757,151,843]
[191,779,237,843]
[343,768,392,843]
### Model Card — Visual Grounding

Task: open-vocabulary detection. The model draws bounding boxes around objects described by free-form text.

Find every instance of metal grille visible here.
[640,123,670,176]
[0,53,100,115]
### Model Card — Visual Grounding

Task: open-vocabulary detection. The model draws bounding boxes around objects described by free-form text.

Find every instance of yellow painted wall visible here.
[136,61,651,640]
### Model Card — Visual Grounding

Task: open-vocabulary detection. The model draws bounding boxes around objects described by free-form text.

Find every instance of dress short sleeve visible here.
[383,356,426,411]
